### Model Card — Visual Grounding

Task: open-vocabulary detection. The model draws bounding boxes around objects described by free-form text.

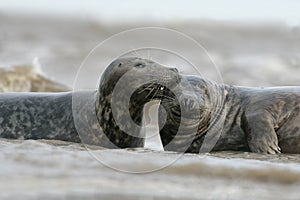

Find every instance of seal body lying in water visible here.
[0,57,180,148]
[159,75,300,154]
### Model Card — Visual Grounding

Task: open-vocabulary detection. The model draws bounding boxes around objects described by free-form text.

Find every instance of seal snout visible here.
[161,67,181,89]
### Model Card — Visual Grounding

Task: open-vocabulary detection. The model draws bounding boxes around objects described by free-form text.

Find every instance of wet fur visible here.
[159,75,300,154]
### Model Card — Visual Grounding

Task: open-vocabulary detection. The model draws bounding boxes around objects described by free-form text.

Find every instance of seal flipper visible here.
[243,111,281,154]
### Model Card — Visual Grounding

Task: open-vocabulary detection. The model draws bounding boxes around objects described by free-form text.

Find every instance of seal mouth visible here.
[147,70,181,99]
[136,81,177,101]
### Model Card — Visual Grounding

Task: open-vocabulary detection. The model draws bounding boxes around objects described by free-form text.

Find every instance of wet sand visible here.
[1,139,300,200]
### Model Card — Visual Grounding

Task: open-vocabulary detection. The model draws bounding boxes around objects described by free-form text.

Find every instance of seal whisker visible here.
[145,87,155,99]
[137,87,151,94]
[151,86,160,100]
[137,80,159,94]
[137,83,155,94]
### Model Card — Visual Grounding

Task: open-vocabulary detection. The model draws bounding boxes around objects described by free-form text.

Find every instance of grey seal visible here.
[0,57,180,148]
[159,75,300,154]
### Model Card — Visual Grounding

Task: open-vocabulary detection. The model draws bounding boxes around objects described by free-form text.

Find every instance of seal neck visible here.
[197,80,228,153]
[96,82,162,148]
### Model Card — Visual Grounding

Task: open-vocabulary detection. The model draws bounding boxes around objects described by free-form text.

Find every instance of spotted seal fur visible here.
[159,75,300,154]
[0,57,180,148]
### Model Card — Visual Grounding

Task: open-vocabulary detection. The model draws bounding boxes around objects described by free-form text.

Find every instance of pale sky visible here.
[0,0,299,25]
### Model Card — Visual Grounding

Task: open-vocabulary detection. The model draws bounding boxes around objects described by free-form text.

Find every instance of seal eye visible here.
[135,63,145,68]
[118,63,122,67]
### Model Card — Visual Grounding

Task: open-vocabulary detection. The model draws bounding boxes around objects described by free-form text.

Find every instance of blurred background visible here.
[1,0,299,89]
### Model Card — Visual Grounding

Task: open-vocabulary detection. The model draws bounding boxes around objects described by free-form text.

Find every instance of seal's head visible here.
[159,76,213,152]
[99,57,180,98]
[96,57,181,148]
